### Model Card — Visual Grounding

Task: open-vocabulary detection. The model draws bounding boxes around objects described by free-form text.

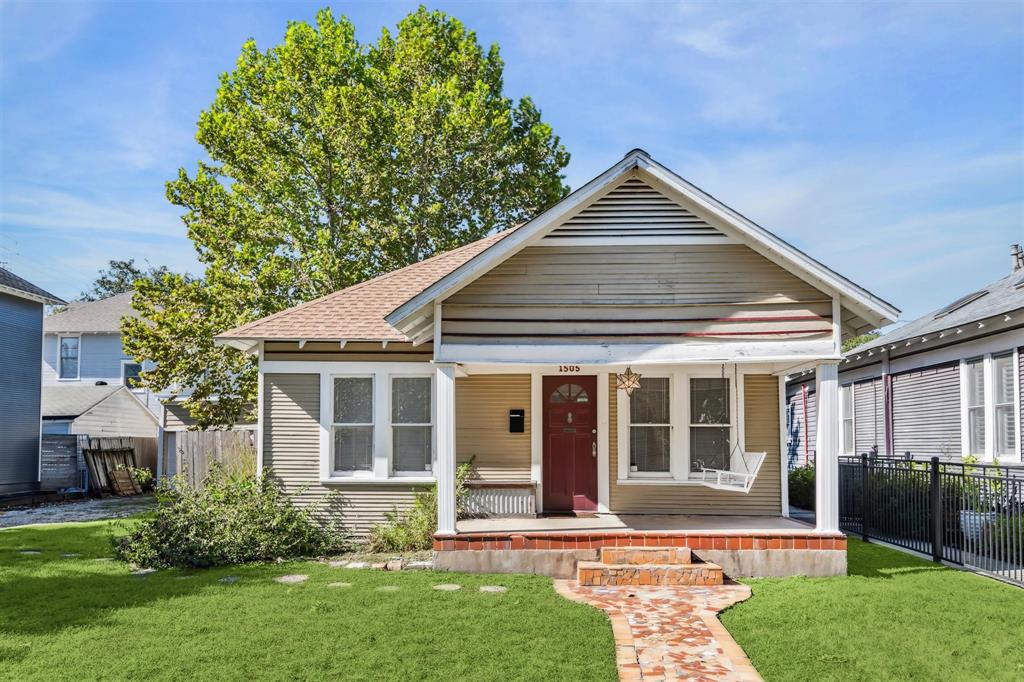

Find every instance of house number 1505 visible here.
[558,365,581,373]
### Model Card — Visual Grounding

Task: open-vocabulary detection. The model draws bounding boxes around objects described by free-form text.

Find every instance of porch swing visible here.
[692,364,767,494]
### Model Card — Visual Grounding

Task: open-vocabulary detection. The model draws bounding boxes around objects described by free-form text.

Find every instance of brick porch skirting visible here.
[433,531,847,552]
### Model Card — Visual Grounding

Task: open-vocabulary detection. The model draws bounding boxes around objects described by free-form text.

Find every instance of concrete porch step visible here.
[577,560,724,587]
[600,546,691,565]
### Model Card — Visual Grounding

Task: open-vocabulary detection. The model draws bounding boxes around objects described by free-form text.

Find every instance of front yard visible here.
[3,522,1023,681]
[0,521,616,681]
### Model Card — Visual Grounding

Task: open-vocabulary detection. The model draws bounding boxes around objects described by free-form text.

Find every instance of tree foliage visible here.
[78,258,183,302]
[842,332,880,353]
[123,7,569,428]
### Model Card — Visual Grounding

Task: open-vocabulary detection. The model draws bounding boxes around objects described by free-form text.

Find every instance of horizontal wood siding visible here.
[263,341,432,362]
[70,390,158,438]
[608,374,782,515]
[853,378,883,455]
[0,293,43,493]
[456,375,531,481]
[443,245,831,345]
[263,373,422,535]
[891,363,961,457]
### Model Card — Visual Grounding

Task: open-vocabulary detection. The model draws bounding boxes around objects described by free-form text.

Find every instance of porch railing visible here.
[839,455,1024,587]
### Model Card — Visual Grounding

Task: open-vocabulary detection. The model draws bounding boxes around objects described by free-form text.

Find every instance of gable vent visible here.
[542,177,729,245]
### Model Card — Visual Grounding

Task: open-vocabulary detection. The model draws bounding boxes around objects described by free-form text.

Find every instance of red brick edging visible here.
[434,531,846,552]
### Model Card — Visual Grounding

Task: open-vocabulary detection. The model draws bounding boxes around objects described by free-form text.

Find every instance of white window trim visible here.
[959,349,1021,462]
[616,366,744,485]
[839,383,855,455]
[57,334,81,381]
[317,363,437,483]
[389,373,436,477]
[328,374,376,479]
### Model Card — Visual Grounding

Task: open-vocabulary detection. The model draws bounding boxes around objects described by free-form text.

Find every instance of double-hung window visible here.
[628,377,671,474]
[964,359,986,457]
[993,354,1016,458]
[840,384,854,455]
[122,361,143,388]
[58,336,79,380]
[392,376,433,474]
[332,377,374,473]
[689,378,731,472]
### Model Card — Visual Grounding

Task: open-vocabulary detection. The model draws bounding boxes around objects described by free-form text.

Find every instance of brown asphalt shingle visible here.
[217,231,514,342]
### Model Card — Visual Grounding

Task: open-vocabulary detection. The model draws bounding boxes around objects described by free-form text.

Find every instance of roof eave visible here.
[0,283,65,306]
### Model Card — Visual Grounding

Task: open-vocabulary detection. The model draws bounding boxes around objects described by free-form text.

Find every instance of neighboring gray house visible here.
[0,267,64,496]
[41,384,158,438]
[787,245,1024,467]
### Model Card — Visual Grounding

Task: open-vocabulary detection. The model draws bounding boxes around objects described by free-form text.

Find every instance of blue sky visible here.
[1,1,1022,324]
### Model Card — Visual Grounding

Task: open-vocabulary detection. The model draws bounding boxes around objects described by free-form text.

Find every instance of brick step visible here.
[600,546,691,565]
[577,560,723,587]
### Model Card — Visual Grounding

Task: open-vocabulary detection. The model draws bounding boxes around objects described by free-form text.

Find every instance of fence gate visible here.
[840,455,1024,587]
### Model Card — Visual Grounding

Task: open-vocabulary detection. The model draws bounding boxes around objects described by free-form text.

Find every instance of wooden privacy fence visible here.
[40,434,88,491]
[174,430,256,488]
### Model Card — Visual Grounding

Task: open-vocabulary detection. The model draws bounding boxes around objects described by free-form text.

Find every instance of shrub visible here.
[368,461,474,553]
[789,464,815,510]
[113,464,348,568]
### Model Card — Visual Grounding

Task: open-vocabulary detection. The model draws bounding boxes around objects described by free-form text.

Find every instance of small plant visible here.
[368,461,475,553]
[113,464,347,568]
[115,464,155,491]
[788,463,815,510]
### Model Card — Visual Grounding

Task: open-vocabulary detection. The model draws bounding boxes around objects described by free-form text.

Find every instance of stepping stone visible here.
[17,550,41,555]
[385,559,403,571]
[406,561,433,570]
[94,557,114,562]
[218,576,239,584]
[345,561,368,569]
[61,553,81,558]
[274,574,308,584]
[131,568,157,576]
[375,585,400,592]
[433,583,461,591]
[371,562,388,570]
[480,585,508,593]
[327,560,347,568]
[176,575,196,581]
[327,582,352,588]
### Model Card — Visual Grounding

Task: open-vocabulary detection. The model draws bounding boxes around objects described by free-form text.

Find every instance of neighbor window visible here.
[689,378,731,472]
[332,377,374,473]
[993,354,1016,458]
[840,384,854,455]
[628,377,671,474]
[965,359,986,457]
[58,336,79,379]
[391,376,433,473]
[122,362,142,388]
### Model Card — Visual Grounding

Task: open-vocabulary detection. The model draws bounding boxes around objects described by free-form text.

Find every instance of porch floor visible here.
[457,514,813,535]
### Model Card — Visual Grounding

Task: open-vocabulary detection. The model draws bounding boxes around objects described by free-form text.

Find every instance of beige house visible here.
[217,150,899,578]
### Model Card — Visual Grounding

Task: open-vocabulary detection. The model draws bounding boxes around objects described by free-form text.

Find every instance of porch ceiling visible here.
[456,514,813,535]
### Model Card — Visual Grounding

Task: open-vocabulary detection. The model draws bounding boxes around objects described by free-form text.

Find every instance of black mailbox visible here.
[509,409,525,433]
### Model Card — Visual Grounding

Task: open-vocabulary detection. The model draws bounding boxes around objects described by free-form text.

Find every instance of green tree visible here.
[78,258,184,302]
[842,331,880,353]
[123,7,569,428]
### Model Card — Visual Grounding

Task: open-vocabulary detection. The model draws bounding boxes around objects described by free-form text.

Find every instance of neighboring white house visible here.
[787,245,1024,466]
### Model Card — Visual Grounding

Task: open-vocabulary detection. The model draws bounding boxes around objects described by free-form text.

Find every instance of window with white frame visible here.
[628,377,671,474]
[840,384,854,455]
[689,378,731,472]
[58,336,79,379]
[964,358,986,457]
[332,377,374,473]
[993,354,1016,458]
[122,361,143,388]
[391,376,433,473]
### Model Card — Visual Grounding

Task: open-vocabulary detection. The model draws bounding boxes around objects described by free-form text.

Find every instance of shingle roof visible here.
[0,267,64,305]
[44,292,137,334]
[41,384,121,418]
[217,231,515,342]
[851,269,1024,354]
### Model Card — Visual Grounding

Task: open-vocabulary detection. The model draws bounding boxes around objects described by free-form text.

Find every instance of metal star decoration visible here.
[616,366,642,396]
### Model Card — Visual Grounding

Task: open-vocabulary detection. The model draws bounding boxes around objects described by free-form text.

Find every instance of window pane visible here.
[690,426,731,471]
[995,405,1016,457]
[690,378,729,425]
[841,385,853,419]
[629,426,670,472]
[123,363,142,387]
[968,407,986,455]
[394,425,432,471]
[994,355,1015,405]
[630,377,669,424]
[965,360,985,408]
[334,426,373,471]
[334,377,372,423]
[392,377,431,424]
[843,420,854,454]
[59,337,79,379]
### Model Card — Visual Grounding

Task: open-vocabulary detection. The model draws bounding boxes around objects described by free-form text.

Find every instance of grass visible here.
[722,538,1024,682]
[0,520,616,681]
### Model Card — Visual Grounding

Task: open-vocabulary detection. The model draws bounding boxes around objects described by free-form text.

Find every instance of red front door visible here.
[543,376,598,513]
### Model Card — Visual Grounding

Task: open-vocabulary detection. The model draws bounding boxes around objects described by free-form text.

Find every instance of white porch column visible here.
[815,361,840,532]
[435,363,457,536]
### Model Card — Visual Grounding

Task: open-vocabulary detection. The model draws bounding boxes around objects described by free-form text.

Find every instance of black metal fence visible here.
[839,455,1024,586]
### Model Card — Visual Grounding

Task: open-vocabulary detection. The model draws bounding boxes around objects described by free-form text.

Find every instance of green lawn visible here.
[723,538,1024,682]
[0,521,616,681]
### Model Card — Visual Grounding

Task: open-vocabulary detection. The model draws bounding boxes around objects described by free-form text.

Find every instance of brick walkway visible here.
[555,580,762,681]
